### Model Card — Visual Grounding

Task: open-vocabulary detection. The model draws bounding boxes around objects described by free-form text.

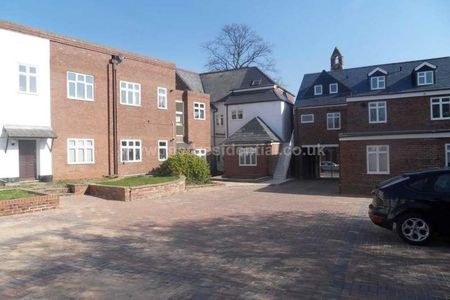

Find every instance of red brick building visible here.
[295,48,450,194]
[0,21,210,180]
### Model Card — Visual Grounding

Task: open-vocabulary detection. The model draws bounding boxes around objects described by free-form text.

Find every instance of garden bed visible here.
[87,176,185,201]
[0,189,59,217]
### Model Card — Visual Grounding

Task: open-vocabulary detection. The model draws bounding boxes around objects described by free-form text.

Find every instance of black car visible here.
[369,168,450,245]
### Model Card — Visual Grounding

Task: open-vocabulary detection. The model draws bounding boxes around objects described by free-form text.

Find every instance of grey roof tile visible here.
[3,125,57,139]
[176,69,204,93]
[223,117,281,145]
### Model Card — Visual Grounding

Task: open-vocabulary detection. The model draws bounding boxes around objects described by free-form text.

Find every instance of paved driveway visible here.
[1,180,449,299]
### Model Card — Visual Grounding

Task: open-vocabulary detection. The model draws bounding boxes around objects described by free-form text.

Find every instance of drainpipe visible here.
[211,104,218,173]
[110,54,125,176]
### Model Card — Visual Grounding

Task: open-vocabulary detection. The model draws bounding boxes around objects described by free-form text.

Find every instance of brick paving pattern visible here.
[0,180,449,299]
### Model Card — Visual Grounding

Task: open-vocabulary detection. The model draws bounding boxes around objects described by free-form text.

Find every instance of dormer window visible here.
[417,71,434,86]
[250,79,262,86]
[329,83,338,94]
[314,85,323,95]
[370,76,385,90]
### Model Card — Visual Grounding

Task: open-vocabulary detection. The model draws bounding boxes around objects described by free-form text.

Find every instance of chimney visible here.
[330,47,344,71]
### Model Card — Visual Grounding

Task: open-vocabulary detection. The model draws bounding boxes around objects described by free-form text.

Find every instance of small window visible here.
[158,140,168,161]
[370,76,386,90]
[194,102,205,120]
[121,140,142,162]
[327,112,341,130]
[369,101,387,123]
[231,110,243,120]
[216,114,224,126]
[329,83,338,94]
[314,85,323,95]
[157,87,168,109]
[300,114,314,124]
[445,144,450,167]
[195,149,207,160]
[417,71,434,86]
[430,97,450,120]
[239,147,257,166]
[434,174,450,193]
[67,139,95,164]
[250,79,262,86]
[120,81,141,106]
[19,64,38,94]
[67,71,94,101]
[176,101,184,136]
[367,145,389,174]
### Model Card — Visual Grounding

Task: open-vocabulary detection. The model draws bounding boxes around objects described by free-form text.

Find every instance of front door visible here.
[19,140,37,180]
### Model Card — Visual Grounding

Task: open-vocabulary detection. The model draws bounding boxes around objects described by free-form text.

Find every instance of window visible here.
[194,102,205,120]
[195,149,207,160]
[445,144,450,167]
[314,85,323,95]
[158,140,168,161]
[430,97,450,120]
[417,71,433,86]
[121,140,141,162]
[67,139,94,164]
[369,101,387,123]
[120,81,141,106]
[67,71,94,101]
[157,87,168,109]
[370,76,385,90]
[239,147,257,166]
[367,145,389,174]
[300,114,314,124]
[250,79,262,86]
[216,114,224,126]
[327,112,341,130]
[434,174,450,193]
[231,110,243,120]
[19,64,38,94]
[176,101,184,136]
[329,83,338,94]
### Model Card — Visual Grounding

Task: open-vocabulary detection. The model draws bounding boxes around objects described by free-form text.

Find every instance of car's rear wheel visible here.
[396,213,432,246]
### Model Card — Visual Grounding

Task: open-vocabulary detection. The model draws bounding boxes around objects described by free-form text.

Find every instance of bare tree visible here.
[203,24,275,72]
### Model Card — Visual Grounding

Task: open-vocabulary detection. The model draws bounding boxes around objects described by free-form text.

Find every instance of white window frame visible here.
[67,138,95,165]
[18,64,38,94]
[231,110,243,120]
[314,85,323,95]
[67,71,94,101]
[120,81,141,106]
[446,144,450,167]
[175,100,184,136]
[157,87,168,109]
[327,112,341,130]
[370,76,386,90]
[329,83,338,94]
[216,114,224,126]
[417,71,434,86]
[368,101,387,124]
[367,145,390,175]
[158,140,168,161]
[430,97,450,120]
[300,114,314,124]
[194,102,206,120]
[239,147,257,166]
[120,139,142,162]
[195,149,207,159]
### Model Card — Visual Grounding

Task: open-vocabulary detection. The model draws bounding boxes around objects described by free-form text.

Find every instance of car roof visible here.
[404,168,450,177]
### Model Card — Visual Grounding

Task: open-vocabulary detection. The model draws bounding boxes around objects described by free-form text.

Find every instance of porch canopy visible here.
[2,125,57,152]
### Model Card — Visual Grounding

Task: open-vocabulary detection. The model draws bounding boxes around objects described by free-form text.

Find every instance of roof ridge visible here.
[199,66,254,76]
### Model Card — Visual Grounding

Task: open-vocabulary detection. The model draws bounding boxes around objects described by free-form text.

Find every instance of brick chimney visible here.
[330,47,344,71]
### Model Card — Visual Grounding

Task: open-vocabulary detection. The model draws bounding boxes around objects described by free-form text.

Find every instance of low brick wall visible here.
[67,184,90,195]
[87,177,186,201]
[0,192,59,217]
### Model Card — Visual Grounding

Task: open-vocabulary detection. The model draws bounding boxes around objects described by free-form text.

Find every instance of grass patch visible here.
[99,175,178,187]
[0,189,37,201]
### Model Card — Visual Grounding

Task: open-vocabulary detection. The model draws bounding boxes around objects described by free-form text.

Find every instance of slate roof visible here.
[296,56,450,108]
[224,87,294,106]
[223,117,281,145]
[175,69,204,93]
[2,125,57,139]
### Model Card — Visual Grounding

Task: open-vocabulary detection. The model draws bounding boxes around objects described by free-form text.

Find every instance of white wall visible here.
[227,101,293,142]
[0,29,51,179]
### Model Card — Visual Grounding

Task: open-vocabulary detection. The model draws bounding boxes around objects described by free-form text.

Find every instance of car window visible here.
[407,177,432,192]
[434,174,450,193]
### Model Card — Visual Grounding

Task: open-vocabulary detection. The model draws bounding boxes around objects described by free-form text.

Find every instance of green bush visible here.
[153,151,210,184]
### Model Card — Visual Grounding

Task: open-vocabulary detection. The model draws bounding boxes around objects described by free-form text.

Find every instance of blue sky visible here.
[1,0,450,93]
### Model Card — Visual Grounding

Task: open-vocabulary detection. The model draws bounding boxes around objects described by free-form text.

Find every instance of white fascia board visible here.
[297,103,347,110]
[340,132,450,141]
[346,89,450,102]
[414,62,437,71]
[368,67,388,76]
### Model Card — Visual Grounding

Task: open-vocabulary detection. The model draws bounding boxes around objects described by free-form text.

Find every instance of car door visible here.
[430,174,450,234]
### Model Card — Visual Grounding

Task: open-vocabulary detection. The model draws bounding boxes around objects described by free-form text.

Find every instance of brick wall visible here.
[184,91,211,151]
[0,193,59,216]
[340,138,450,195]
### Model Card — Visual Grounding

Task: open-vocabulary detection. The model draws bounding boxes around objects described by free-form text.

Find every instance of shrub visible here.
[153,151,210,184]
